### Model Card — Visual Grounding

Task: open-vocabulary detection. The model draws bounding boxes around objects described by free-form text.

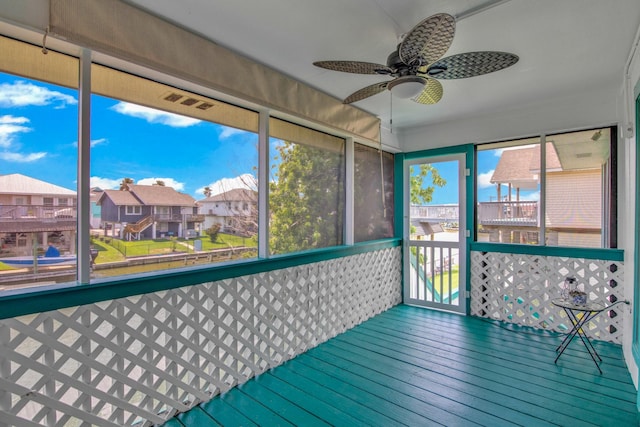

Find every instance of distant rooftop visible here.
[0,173,76,196]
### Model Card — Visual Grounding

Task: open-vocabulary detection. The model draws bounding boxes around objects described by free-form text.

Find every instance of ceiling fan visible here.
[313,13,519,105]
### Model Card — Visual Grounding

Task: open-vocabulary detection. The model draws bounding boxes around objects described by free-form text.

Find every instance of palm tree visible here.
[203,186,212,198]
[119,177,134,191]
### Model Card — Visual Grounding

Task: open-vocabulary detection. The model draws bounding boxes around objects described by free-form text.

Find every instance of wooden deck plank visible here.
[337,326,634,426]
[355,320,639,420]
[286,357,442,426]
[315,340,565,427]
[376,308,637,395]
[366,308,639,421]
[176,406,221,427]
[379,307,638,401]
[253,372,371,427]
[164,305,639,427]
[194,398,258,427]
[269,362,405,427]
[200,387,293,427]
[235,380,331,426]
[161,417,186,427]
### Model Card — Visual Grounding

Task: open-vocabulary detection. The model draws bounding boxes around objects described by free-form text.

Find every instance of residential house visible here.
[98,184,204,240]
[0,173,76,257]
[479,134,609,247]
[89,187,104,229]
[198,188,257,236]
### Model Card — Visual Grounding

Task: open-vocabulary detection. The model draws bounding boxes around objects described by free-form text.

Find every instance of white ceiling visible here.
[124,0,640,131]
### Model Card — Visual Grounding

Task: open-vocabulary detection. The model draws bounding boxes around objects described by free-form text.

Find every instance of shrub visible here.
[205,224,221,243]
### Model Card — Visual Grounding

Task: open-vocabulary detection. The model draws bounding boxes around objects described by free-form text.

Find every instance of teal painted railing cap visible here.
[470,242,624,262]
[0,238,401,320]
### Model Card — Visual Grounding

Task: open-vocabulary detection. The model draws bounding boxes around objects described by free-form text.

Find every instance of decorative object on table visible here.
[569,290,588,305]
[561,276,577,299]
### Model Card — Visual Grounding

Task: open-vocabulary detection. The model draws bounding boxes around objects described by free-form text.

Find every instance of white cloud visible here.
[197,173,257,198]
[90,177,121,190]
[0,115,31,148]
[136,177,185,191]
[477,170,495,189]
[219,126,245,139]
[0,151,46,162]
[112,102,201,127]
[90,138,107,147]
[72,138,108,148]
[0,81,77,108]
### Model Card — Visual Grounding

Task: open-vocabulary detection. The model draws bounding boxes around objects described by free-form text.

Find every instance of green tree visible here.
[269,141,344,254]
[204,224,221,243]
[410,164,446,205]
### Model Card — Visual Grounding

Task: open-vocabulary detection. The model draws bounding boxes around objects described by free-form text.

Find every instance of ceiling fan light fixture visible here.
[388,76,426,99]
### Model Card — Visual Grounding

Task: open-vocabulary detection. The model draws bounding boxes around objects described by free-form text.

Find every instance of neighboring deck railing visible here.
[0,204,77,220]
[0,245,401,426]
[409,205,459,222]
[477,201,538,226]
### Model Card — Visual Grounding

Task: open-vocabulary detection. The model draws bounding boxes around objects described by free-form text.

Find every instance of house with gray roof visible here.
[0,173,77,257]
[98,184,204,240]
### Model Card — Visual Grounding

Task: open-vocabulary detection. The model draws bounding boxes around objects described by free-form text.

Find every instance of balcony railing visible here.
[410,205,459,222]
[153,213,205,222]
[477,201,538,226]
[0,204,76,220]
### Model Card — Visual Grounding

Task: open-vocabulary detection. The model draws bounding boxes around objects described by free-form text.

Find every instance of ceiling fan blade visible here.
[399,13,455,66]
[313,60,392,75]
[343,81,389,104]
[412,78,443,105]
[426,51,519,79]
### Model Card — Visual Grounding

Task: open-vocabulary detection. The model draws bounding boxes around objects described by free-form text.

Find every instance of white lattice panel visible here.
[0,247,401,427]
[470,251,625,343]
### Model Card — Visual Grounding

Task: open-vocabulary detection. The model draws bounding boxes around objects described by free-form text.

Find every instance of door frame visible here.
[400,145,474,314]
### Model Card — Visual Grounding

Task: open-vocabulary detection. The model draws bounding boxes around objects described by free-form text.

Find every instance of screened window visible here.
[90,65,259,279]
[0,36,79,283]
[476,128,615,248]
[354,143,394,242]
[269,118,345,254]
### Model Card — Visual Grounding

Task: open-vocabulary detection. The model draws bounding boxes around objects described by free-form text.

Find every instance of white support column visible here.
[345,137,354,246]
[258,110,269,258]
[77,49,92,284]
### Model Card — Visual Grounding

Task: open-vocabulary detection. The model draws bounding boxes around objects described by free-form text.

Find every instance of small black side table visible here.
[551,298,607,374]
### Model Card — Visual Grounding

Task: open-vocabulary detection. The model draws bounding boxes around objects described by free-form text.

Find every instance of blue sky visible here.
[0,72,258,200]
[0,71,535,205]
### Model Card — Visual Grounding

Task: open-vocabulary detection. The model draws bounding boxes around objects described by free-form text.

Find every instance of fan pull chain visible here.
[379,142,386,219]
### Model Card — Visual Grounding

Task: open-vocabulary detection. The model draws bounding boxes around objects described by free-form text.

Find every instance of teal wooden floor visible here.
[165,305,639,427]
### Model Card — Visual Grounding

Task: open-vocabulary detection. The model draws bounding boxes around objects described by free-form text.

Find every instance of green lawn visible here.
[200,233,256,250]
[0,262,14,271]
[431,266,460,297]
[95,233,256,259]
[91,239,126,264]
